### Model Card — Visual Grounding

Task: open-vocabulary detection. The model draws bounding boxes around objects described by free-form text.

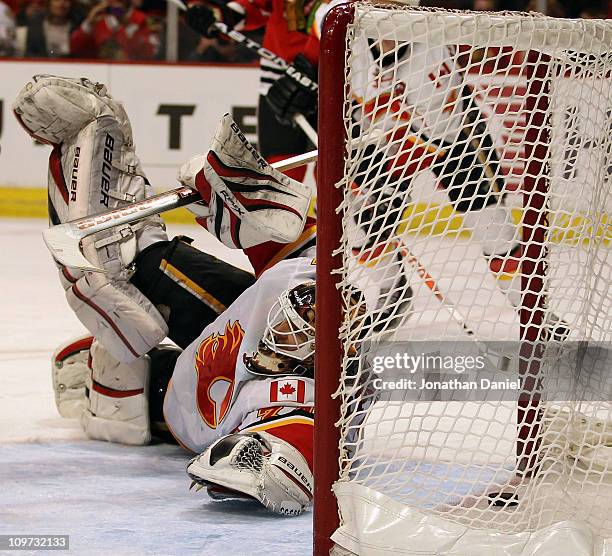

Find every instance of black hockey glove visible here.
[352,144,413,251]
[265,54,318,126]
[185,0,245,38]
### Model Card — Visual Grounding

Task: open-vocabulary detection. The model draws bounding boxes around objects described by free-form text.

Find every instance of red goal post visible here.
[314,3,353,553]
[315,3,612,555]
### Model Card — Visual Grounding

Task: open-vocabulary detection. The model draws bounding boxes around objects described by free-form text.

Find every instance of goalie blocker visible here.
[178,113,312,250]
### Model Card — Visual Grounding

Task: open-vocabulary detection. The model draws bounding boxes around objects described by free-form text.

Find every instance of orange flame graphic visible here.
[194,320,245,429]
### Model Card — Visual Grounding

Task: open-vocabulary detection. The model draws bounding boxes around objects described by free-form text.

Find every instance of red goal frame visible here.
[314,4,550,554]
[315,3,355,554]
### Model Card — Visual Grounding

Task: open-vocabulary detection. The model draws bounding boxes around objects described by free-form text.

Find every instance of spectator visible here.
[70,0,160,60]
[15,0,45,26]
[0,0,16,55]
[17,0,82,57]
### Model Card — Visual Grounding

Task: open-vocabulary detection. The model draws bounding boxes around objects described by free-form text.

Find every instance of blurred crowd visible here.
[0,0,264,61]
[0,0,608,63]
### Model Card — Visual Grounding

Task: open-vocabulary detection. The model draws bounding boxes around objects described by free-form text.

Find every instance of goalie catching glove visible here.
[185,0,245,38]
[179,114,311,250]
[187,431,313,516]
[265,54,318,127]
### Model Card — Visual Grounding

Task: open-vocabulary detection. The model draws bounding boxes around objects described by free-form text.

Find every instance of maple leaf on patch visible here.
[279,382,296,397]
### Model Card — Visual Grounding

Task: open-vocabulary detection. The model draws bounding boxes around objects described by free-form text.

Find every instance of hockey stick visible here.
[397,239,511,371]
[165,0,318,145]
[166,0,316,93]
[42,149,318,272]
[168,0,319,147]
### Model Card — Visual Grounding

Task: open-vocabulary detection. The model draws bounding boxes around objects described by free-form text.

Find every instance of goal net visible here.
[315,4,612,555]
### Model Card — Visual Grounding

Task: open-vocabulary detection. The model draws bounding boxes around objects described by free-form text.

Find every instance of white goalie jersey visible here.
[164,257,316,453]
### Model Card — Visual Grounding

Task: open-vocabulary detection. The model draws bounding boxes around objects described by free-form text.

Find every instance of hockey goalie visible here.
[13,75,336,517]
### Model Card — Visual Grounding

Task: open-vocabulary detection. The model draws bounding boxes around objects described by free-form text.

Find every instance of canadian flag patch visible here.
[270,378,306,404]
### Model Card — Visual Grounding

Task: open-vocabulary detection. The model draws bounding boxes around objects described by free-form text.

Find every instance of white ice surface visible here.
[0,218,312,556]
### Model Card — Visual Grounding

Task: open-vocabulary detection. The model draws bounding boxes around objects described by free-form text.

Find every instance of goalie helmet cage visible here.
[315,3,612,556]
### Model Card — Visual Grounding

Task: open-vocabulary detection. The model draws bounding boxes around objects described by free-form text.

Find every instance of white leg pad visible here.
[81,340,151,445]
[55,118,169,363]
[16,75,170,363]
[13,75,132,145]
[65,274,168,363]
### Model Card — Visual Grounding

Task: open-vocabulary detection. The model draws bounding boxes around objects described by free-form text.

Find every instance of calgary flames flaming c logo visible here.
[194,320,245,429]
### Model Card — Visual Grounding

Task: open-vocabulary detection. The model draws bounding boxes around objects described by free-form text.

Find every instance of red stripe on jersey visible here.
[265,420,313,470]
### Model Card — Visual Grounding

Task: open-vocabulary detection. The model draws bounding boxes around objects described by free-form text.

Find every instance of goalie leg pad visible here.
[13,75,131,146]
[187,431,313,516]
[178,114,311,250]
[47,106,168,363]
[65,273,168,363]
[81,340,151,445]
[52,334,94,419]
[51,114,168,258]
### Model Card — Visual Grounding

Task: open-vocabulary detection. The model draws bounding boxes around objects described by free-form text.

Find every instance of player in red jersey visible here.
[184,0,327,181]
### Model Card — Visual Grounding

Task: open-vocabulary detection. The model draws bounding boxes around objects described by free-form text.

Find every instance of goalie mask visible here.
[244,282,367,378]
[245,282,316,377]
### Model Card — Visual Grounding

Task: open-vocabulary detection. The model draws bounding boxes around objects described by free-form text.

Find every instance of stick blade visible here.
[42,225,104,272]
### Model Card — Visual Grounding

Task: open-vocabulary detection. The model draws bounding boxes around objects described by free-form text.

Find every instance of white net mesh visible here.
[331,3,612,548]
